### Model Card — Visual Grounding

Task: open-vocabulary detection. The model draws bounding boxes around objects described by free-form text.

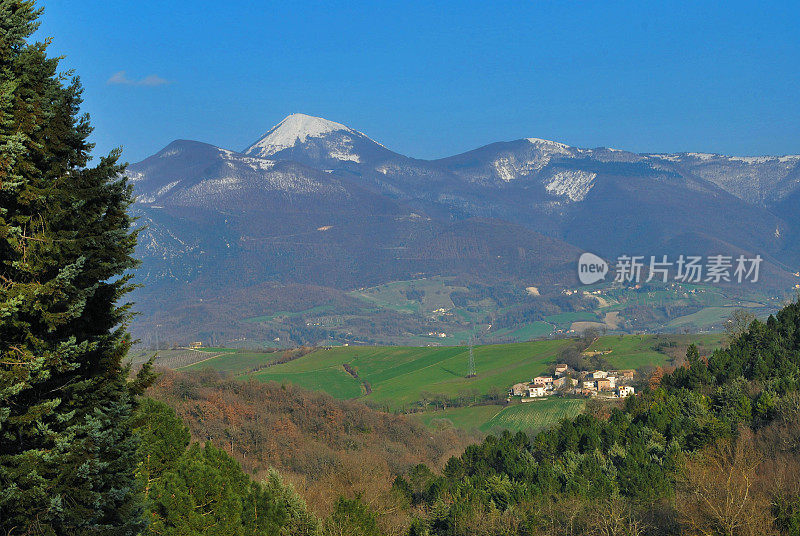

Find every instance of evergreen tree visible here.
[133,399,322,536]
[0,2,145,533]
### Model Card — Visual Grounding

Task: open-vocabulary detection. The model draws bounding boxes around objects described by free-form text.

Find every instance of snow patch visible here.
[728,156,774,165]
[157,180,180,196]
[686,152,717,161]
[526,138,572,154]
[647,154,681,162]
[494,157,517,182]
[237,156,275,171]
[328,148,361,162]
[544,170,597,202]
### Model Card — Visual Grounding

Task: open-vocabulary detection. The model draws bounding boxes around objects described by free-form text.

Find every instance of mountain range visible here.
[128,113,800,346]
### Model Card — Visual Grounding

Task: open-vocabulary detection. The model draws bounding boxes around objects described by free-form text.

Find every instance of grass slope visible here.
[179,333,723,432]
[481,399,586,433]
[252,340,570,410]
[416,398,586,434]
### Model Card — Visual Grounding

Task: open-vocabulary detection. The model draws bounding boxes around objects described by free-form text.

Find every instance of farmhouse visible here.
[582,380,596,390]
[554,364,570,376]
[612,369,635,380]
[618,385,635,397]
[596,378,613,391]
[528,386,547,398]
[533,375,553,386]
[553,377,578,389]
[510,382,529,396]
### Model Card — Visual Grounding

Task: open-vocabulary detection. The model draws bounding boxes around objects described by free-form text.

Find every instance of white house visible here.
[582,380,596,390]
[528,386,547,398]
[618,386,635,398]
[591,370,608,379]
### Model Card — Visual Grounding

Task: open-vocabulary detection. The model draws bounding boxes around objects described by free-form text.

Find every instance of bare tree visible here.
[724,310,757,346]
[677,429,777,536]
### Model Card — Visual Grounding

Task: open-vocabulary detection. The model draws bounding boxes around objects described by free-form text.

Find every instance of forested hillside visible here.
[131,300,800,535]
[390,299,800,535]
[145,370,473,533]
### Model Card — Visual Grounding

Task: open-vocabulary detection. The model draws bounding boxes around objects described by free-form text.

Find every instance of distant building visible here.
[510,382,529,396]
[596,378,613,391]
[591,370,608,379]
[189,341,203,349]
[618,386,635,397]
[554,364,570,376]
[533,375,553,386]
[613,370,635,380]
[583,380,596,390]
[528,386,547,398]
[553,377,578,389]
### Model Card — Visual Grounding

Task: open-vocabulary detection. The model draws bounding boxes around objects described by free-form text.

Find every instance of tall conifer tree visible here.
[0,2,145,534]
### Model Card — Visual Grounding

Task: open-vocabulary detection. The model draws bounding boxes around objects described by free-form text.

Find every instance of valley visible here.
[142,332,723,433]
[136,273,787,348]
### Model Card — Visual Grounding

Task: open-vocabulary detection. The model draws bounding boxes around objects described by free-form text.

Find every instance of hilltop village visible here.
[510,362,636,400]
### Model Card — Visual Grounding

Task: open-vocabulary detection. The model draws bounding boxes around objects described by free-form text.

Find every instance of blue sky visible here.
[37,0,800,163]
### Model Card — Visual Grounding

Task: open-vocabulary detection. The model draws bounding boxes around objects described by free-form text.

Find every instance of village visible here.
[509,362,636,401]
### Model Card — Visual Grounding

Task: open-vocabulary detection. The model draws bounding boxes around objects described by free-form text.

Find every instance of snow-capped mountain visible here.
[129,139,349,209]
[646,152,800,206]
[126,113,800,344]
[243,113,397,167]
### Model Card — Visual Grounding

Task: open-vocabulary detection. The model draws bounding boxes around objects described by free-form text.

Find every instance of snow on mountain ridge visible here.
[526,137,572,153]
[245,113,357,157]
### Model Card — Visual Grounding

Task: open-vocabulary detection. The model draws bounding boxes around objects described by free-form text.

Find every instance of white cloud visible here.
[107,71,171,86]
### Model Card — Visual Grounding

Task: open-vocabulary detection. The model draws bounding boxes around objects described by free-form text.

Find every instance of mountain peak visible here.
[244,113,354,157]
[526,137,572,153]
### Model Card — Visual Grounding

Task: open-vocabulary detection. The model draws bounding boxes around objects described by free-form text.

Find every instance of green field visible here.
[544,311,599,326]
[586,333,723,369]
[665,306,738,329]
[217,274,785,347]
[416,398,585,433]
[351,277,465,316]
[416,405,504,431]
[250,340,570,410]
[481,398,585,433]
[175,333,723,432]
[186,333,718,410]
[182,350,280,372]
[492,321,554,341]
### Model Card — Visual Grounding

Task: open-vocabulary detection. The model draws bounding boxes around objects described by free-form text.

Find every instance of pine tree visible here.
[0,2,145,534]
